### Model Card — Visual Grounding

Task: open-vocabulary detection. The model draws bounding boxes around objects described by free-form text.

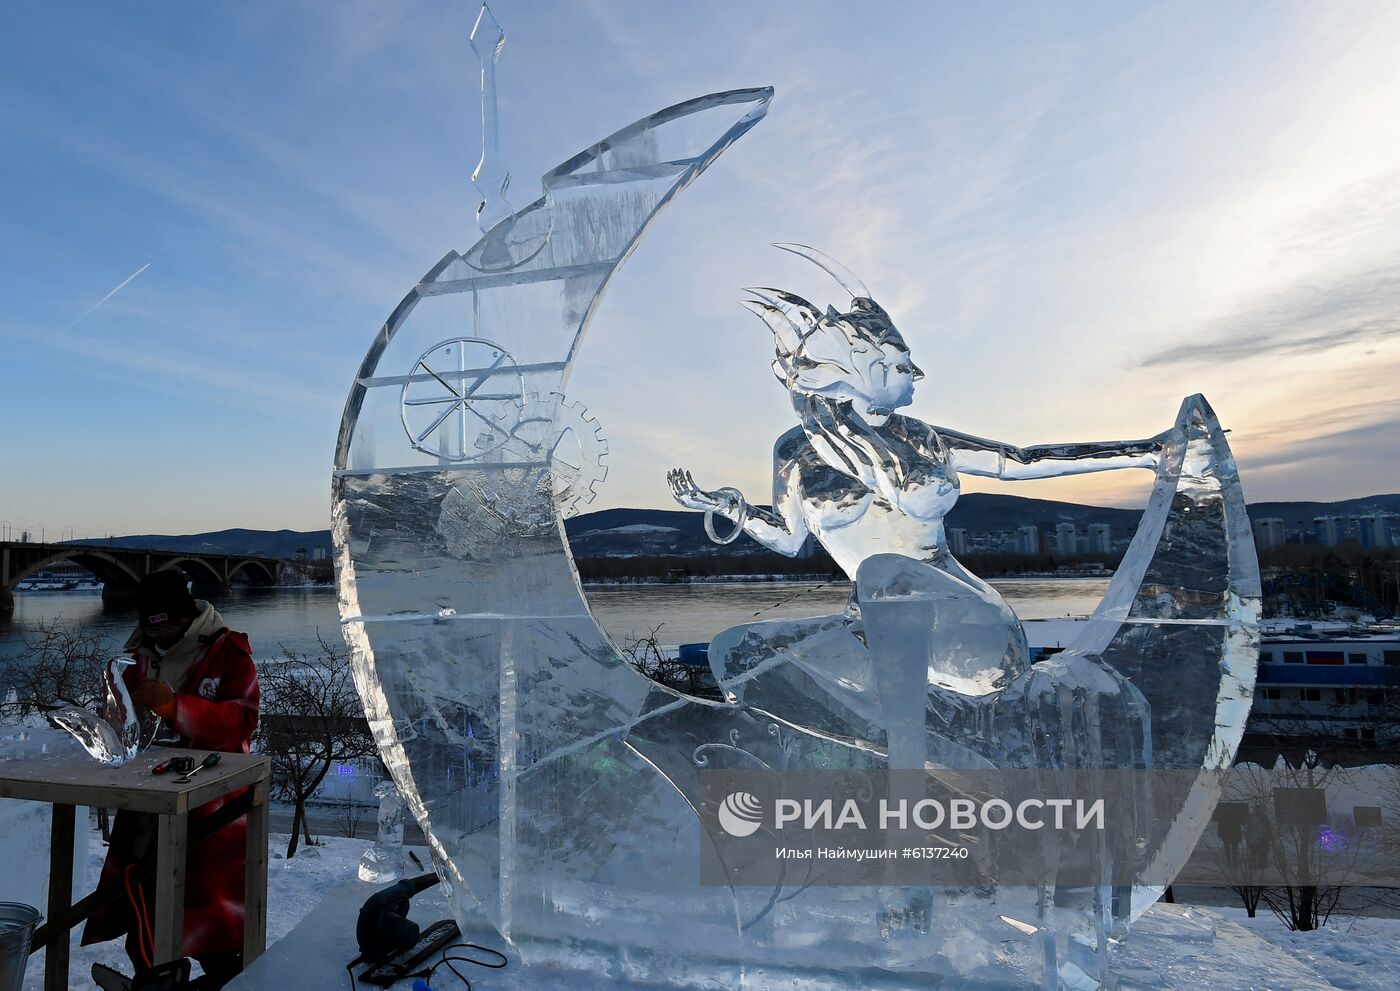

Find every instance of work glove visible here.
[131,679,177,719]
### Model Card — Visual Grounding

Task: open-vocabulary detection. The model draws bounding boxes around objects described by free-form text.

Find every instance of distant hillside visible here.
[96,492,1398,560]
[89,528,332,559]
[1245,494,1400,530]
[563,495,1147,558]
[945,493,1143,533]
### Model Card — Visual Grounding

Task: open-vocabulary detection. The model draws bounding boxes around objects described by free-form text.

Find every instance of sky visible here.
[2,1,1399,538]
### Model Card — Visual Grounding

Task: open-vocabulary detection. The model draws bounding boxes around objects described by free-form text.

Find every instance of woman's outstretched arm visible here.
[667,433,810,555]
[941,426,1166,480]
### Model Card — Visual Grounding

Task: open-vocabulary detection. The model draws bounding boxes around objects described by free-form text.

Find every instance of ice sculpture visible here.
[670,247,1163,592]
[359,779,407,883]
[675,253,1258,980]
[333,82,776,987]
[48,656,150,766]
[333,33,1258,991]
[469,3,512,235]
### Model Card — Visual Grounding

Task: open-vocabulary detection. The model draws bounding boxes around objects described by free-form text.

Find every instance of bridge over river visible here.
[0,540,284,613]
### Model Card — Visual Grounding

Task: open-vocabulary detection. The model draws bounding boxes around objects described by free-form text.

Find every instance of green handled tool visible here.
[174,752,221,783]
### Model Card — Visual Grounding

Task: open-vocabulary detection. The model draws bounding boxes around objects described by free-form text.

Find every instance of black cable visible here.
[417,943,508,989]
[347,941,506,990]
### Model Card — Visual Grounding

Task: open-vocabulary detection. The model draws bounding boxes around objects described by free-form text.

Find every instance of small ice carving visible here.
[48,656,148,766]
[359,780,407,883]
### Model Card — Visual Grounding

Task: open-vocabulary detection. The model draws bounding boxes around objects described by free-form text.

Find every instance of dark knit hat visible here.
[136,569,200,627]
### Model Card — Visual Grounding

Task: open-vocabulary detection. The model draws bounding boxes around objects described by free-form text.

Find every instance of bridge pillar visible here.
[101,582,138,610]
[0,584,12,615]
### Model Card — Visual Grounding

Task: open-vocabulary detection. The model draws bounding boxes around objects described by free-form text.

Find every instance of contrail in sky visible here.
[58,262,151,336]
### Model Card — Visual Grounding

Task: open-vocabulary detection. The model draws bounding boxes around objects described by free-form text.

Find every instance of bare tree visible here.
[1210,801,1269,918]
[1233,881,1266,919]
[1224,757,1354,932]
[336,790,365,838]
[621,625,721,701]
[0,618,111,720]
[1239,673,1400,926]
[255,634,375,858]
[0,619,118,839]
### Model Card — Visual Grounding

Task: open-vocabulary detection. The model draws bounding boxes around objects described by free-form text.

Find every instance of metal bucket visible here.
[0,902,41,991]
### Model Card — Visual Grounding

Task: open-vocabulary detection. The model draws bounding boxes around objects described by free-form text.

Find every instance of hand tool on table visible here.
[150,755,194,776]
[174,752,220,783]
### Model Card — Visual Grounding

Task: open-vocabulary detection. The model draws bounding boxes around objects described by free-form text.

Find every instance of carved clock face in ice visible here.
[399,337,525,462]
[453,393,610,539]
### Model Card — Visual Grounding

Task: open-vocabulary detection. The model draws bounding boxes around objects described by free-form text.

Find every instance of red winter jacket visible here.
[83,628,260,960]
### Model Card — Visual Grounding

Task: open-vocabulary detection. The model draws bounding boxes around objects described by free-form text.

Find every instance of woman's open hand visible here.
[667,468,738,515]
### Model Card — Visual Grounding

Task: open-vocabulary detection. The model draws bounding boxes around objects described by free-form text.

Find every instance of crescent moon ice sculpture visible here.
[333,87,777,987]
[334,88,1260,991]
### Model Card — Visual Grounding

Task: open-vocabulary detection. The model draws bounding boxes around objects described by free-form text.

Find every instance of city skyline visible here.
[3,3,1400,536]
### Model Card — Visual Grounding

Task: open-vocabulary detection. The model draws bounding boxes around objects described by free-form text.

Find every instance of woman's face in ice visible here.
[786,312,924,414]
[864,338,923,413]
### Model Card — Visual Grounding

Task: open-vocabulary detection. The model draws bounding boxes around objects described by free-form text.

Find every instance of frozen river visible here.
[0,577,1107,663]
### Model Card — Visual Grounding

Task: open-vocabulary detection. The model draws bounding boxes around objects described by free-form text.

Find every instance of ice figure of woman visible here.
[669,244,1166,702]
[670,246,1159,979]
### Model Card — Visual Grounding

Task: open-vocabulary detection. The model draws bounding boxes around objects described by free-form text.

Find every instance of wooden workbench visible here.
[0,748,271,990]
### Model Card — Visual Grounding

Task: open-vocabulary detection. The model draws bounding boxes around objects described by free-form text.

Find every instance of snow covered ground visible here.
[13,818,1400,989]
[1209,905,1400,991]
[20,823,374,990]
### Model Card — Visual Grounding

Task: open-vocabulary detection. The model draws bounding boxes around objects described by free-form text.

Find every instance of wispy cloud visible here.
[1142,153,1400,369]
[1237,417,1400,495]
[1140,267,1400,367]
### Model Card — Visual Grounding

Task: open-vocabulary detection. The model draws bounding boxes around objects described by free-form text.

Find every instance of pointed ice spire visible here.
[743,287,821,332]
[470,3,514,233]
[773,242,872,300]
[740,298,804,356]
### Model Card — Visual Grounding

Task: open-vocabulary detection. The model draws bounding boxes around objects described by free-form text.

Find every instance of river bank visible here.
[0,579,1109,662]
